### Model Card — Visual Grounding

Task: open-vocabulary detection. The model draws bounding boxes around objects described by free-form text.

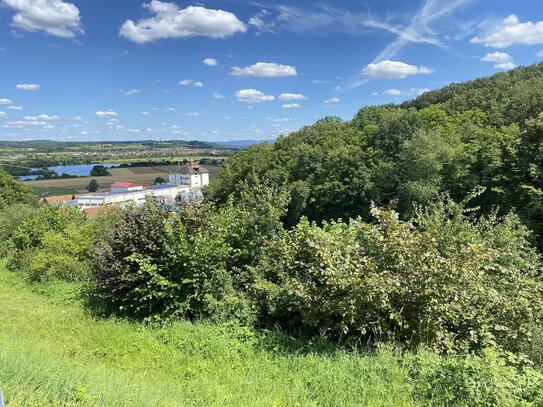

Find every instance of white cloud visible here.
[165,107,176,111]
[203,58,218,66]
[212,92,224,100]
[23,114,59,120]
[96,110,118,117]
[480,52,516,70]
[282,103,300,109]
[179,79,203,87]
[230,62,297,77]
[362,60,433,79]
[471,15,543,48]
[537,50,543,57]
[16,83,40,91]
[324,97,340,104]
[3,0,83,38]
[481,52,512,63]
[278,93,307,101]
[7,105,23,110]
[119,1,246,43]
[184,112,200,116]
[235,89,275,104]
[494,62,516,70]
[0,111,5,117]
[384,89,402,95]
[273,117,291,123]
[125,89,142,96]
[141,111,151,116]
[0,99,12,105]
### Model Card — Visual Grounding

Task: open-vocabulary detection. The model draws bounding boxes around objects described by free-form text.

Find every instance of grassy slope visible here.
[0,262,416,407]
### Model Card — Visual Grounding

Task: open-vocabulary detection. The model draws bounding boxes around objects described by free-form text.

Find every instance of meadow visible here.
[0,260,417,406]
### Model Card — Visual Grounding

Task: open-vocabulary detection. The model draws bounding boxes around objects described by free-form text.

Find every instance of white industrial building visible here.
[76,182,197,209]
[169,162,209,188]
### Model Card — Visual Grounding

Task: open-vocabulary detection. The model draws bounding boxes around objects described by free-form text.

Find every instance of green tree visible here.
[87,179,99,192]
[0,167,36,209]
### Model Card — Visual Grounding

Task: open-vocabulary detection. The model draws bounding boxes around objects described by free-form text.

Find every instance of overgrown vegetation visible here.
[2,64,543,405]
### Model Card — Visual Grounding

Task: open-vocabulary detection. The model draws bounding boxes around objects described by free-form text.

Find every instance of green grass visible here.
[0,261,417,406]
[30,186,77,196]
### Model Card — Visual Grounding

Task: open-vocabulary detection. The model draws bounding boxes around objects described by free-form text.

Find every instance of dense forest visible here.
[209,63,543,247]
[1,64,543,405]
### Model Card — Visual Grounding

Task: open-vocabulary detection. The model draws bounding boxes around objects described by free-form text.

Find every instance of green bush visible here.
[0,204,36,255]
[93,180,288,323]
[254,197,543,352]
[412,347,543,406]
[7,205,93,282]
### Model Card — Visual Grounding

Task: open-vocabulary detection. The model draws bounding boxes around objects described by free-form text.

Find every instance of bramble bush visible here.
[253,196,543,353]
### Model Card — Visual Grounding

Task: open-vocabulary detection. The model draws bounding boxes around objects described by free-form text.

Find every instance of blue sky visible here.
[1,0,543,142]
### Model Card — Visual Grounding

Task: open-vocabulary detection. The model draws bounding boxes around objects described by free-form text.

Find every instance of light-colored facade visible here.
[76,184,190,209]
[169,162,210,188]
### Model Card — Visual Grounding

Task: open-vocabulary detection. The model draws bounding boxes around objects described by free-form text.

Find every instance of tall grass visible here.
[0,262,415,406]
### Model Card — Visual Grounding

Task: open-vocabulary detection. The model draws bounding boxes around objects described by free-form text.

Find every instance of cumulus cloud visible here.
[481,52,512,63]
[184,112,200,116]
[212,92,224,100]
[119,1,246,43]
[235,89,275,104]
[494,62,516,70]
[471,15,543,48]
[193,81,204,88]
[481,52,516,70]
[324,97,340,104]
[203,58,218,66]
[141,111,151,116]
[282,103,300,109]
[96,110,118,117]
[230,62,297,77]
[471,14,543,48]
[0,111,6,117]
[16,83,40,91]
[278,93,307,101]
[362,60,433,79]
[538,50,543,57]
[0,99,12,105]
[7,105,23,110]
[3,0,83,38]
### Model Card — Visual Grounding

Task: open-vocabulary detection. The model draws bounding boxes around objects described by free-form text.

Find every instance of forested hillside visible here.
[208,63,543,248]
[2,65,543,406]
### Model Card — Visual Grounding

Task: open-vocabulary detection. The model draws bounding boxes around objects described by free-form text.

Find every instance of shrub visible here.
[0,204,36,255]
[93,180,288,323]
[254,197,543,352]
[412,347,543,406]
[7,205,92,282]
[0,168,36,210]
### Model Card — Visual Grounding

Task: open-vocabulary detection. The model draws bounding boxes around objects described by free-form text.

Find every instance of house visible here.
[169,161,209,188]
